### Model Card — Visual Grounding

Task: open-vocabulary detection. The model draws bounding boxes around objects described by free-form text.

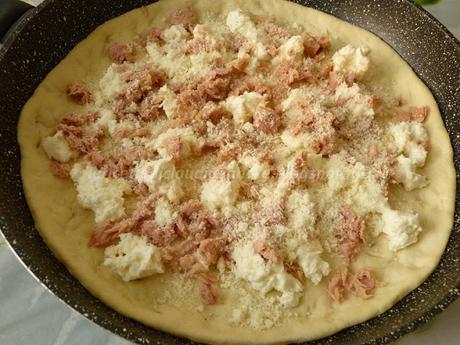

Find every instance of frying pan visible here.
[0,0,459,344]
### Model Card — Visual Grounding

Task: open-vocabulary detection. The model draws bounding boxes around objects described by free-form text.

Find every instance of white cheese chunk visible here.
[286,190,316,231]
[146,22,227,84]
[162,25,190,42]
[157,85,177,119]
[134,159,183,203]
[332,45,370,78]
[233,241,301,306]
[406,141,428,168]
[104,233,164,281]
[237,41,269,75]
[146,42,191,83]
[334,82,361,99]
[241,122,255,134]
[273,35,304,64]
[226,10,258,43]
[95,109,117,135]
[99,64,123,101]
[281,88,305,123]
[70,163,130,223]
[41,130,75,163]
[334,82,374,125]
[201,161,241,211]
[189,51,222,76]
[381,209,422,251]
[280,129,312,153]
[225,92,266,124]
[389,122,428,156]
[192,24,212,40]
[388,122,428,154]
[154,127,198,160]
[275,154,304,199]
[239,154,270,182]
[388,122,429,190]
[233,241,303,308]
[392,155,428,191]
[154,198,177,227]
[295,244,330,285]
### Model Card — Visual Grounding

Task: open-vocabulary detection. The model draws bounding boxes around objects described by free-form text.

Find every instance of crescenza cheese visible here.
[232,241,303,307]
[146,24,229,84]
[273,35,304,64]
[192,24,216,44]
[239,154,270,182]
[144,46,192,84]
[41,130,75,163]
[332,44,370,79]
[286,190,316,231]
[275,155,304,199]
[225,9,271,74]
[134,159,183,203]
[201,161,241,212]
[389,122,428,153]
[70,163,130,223]
[104,233,164,281]
[334,82,374,126]
[154,197,177,227]
[98,64,123,102]
[281,88,305,123]
[226,10,258,43]
[295,243,330,285]
[392,155,428,191]
[224,91,267,124]
[324,153,426,251]
[95,108,118,136]
[153,127,198,160]
[388,122,429,191]
[238,42,269,74]
[157,85,177,119]
[162,24,190,42]
[280,129,312,153]
[380,209,422,251]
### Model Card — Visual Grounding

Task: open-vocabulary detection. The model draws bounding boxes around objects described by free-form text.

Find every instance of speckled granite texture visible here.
[0,0,459,344]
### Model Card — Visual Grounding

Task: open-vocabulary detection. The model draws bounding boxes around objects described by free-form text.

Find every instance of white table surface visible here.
[2,1,459,344]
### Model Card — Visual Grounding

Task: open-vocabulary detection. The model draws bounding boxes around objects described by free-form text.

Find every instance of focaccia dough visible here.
[18,0,455,343]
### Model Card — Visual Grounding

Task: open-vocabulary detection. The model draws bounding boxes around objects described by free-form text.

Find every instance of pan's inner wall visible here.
[0,0,458,344]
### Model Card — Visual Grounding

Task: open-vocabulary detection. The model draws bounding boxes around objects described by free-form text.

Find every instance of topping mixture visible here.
[41,7,431,328]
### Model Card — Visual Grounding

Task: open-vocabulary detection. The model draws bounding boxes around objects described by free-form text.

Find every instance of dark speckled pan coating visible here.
[0,0,459,344]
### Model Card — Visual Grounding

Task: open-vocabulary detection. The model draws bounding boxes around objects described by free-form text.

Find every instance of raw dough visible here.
[17,0,455,343]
